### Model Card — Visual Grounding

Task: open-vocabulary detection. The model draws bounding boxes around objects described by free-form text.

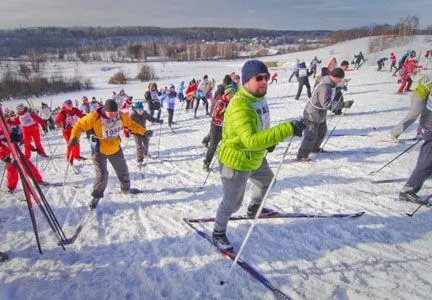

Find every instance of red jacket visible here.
[185,84,197,96]
[390,53,396,64]
[271,73,278,80]
[10,110,45,129]
[400,60,422,77]
[55,106,83,132]
[212,95,230,126]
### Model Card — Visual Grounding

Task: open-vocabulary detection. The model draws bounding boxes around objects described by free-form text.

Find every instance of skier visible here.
[0,127,47,193]
[211,60,305,252]
[113,88,128,108]
[177,81,186,102]
[121,96,133,138]
[327,57,337,72]
[203,84,235,171]
[269,72,278,84]
[145,83,162,120]
[354,51,366,69]
[297,68,354,162]
[202,75,233,148]
[332,61,351,115]
[130,102,163,167]
[89,97,100,112]
[160,84,178,128]
[390,52,397,72]
[393,50,412,76]
[377,57,388,71]
[80,96,91,115]
[10,104,48,159]
[39,102,55,131]
[55,99,85,169]
[185,80,198,111]
[294,61,313,100]
[399,90,432,204]
[69,99,152,209]
[390,72,432,141]
[288,59,300,82]
[310,56,322,77]
[195,75,210,117]
[396,59,422,94]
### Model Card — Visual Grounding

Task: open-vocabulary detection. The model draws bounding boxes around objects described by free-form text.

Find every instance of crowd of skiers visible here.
[2,44,432,259]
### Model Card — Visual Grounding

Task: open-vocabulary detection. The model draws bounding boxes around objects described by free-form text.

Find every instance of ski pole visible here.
[369,138,422,176]
[220,136,294,286]
[156,121,162,158]
[200,149,219,189]
[41,142,60,172]
[60,151,74,196]
[406,192,432,217]
[0,164,5,189]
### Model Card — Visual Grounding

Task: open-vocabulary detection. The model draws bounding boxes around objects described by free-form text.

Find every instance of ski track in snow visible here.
[1,35,432,299]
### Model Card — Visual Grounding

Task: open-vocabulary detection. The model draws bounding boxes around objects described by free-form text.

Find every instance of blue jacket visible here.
[160,92,177,110]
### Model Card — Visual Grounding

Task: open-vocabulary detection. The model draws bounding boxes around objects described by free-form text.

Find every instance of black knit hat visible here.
[241,60,269,84]
[104,99,118,112]
[330,67,345,79]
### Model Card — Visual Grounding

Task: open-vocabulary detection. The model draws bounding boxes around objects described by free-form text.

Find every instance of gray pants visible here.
[132,134,149,162]
[297,119,327,159]
[214,159,274,232]
[91,149,130,198]
[391,94,424,138]
[402,131,432,194]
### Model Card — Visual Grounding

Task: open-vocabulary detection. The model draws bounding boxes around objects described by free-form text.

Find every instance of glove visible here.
[2,156,11,163]
[343,100,354,108]
[291,119,306,137]
[144,130,153,138]
[157,119,164,124]
[69,137,79,147]
[43,127,48,133]
[9,128,22,143]
[266,145,276,153]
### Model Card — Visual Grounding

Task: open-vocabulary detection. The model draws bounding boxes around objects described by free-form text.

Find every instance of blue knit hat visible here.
[241,60,270,84]
[134,102,144,110]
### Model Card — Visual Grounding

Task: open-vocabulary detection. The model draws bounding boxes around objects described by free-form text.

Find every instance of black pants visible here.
[297,120,327,159]
[43,118,55,131]
[167,108,174,126]
[149,101,161,120]
[194,97,209,115]
[204,123,223,164]
[295,80,311,100]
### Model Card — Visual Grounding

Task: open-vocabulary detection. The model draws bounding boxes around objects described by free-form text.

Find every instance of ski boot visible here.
[399,192,428,204]
[212,230,233,252]
[89,198,101,210]
[247,204,278,218]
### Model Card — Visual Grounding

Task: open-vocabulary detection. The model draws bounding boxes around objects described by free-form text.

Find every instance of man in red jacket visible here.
[10,104,47,159]
[55,99,85,166]
[390,52,397,72]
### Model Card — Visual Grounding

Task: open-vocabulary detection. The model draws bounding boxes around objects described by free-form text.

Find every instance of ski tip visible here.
[355,211,366,217]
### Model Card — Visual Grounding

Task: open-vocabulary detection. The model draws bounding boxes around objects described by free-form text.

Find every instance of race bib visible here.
[19,112,36,127]
[65,115,79,126]
[252,99,271,130]
[101,116,122,139]
[299,69,307,77]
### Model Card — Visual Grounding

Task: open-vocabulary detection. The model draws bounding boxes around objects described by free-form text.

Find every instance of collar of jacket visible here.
[236,86,265,103]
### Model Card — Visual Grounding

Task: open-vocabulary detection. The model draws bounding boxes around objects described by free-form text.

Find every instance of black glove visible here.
[343,100,354,108]
[144,130,153,138]
[157,119,164,124]
[43,127,48,133]
[9,128,22,143]
[2,156,11,163]
[291,119,306,137]
[69,137,79,147]
[266,145,276,153]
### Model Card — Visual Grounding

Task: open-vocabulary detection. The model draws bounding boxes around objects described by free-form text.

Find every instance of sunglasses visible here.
[254,74,270,82]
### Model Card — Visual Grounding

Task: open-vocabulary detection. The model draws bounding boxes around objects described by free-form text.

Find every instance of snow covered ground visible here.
[1,35,432,300]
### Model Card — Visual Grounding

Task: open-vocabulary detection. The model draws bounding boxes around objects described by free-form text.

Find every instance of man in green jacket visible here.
[212,60,305,252]
[390,72,432,141]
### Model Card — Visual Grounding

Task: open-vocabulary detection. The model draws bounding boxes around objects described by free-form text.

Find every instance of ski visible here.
[183,218,291,300]
[187,211,365,223]
[60,199,101,245]
[370,178,406,184]
[40,181,83,188]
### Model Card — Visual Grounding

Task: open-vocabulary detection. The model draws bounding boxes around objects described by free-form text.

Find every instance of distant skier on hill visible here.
[396,59,422,94]
[310,56,322,77]
[294,61,313,100]
[377,57,388,71]
[390,52,397,72]
[289,59,300,82]
[269,72,278,84]
[354,51,366,69]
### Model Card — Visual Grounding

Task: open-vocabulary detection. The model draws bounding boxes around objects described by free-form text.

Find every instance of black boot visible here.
[247,204,277,217]
[212,230,233,252]
[0,251,8,262]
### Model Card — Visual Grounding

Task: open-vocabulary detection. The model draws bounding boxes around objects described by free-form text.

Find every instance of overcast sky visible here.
[0,0,429,31]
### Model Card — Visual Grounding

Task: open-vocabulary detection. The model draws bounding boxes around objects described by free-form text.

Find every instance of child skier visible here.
[160,84,178,128]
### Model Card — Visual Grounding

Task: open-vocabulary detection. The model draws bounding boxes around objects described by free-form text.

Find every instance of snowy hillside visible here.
[1,36,432,300]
